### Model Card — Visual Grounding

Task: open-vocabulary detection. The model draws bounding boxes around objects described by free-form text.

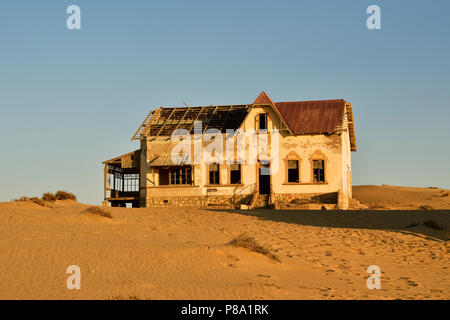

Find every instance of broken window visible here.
[287,160,299,183]
[259,113,268,131]
[124,173,139,192]
[114,171,123,191]
[230,164,241,184]
[209,164,220,185]
[313,160,325,183]
[159,166,192,185]
[169,166,192,185]
[159,169,170,185]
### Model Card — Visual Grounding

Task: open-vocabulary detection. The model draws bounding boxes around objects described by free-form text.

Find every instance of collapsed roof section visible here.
[132,105,249,140]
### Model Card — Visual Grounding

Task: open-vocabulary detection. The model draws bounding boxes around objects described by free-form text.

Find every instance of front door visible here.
[258,163,270,194]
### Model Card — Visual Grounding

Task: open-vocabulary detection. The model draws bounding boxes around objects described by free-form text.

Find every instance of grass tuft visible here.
[12,196,48,207]
[229,234,279,262]
[30,197,47,207]
[84,206,112,219]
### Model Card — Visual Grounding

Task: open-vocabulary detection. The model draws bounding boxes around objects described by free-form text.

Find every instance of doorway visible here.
[258,162,271,194]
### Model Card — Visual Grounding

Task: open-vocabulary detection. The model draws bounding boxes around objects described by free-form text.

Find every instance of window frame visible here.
[159,166,192,186]
[312,160,325,183]
[283,151,302,184]
[287,160,300,183]
[256,112,269,132]
[229,163,242,185]
[309,151,328,184]
[207,163,220,185]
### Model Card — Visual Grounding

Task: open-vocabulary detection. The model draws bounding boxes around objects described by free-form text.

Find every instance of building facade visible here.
[102,92,356,209]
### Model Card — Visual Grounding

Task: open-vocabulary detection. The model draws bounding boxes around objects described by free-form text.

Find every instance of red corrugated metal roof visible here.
[275,100,346,135]
[253,91,355,151]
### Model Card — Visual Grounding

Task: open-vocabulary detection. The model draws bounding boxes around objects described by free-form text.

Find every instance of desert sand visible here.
[0,185,448,300]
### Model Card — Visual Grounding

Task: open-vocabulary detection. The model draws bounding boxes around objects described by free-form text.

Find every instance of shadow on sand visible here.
[209,208,450,241]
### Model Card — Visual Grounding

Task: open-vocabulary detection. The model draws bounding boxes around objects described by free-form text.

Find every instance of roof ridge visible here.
[275,99,345,104]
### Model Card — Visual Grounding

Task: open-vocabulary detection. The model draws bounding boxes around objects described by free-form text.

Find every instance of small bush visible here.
[229,234,279,261]
[423,220,445,231]
[84,206,112,219]
[42,192,57,202]
[55,190,77,201]
[418,205,434,211]
[442,192,449,197]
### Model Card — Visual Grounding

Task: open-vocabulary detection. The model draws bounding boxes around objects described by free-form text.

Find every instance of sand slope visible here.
[353,185,450,210]
[0,189,449,300]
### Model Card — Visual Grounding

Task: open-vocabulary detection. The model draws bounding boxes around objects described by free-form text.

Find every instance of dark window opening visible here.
[287,160,299,183]
[313,160,325,183]
[259,113,267,130]
[230,164,241,184]
[209,164,220,185]
[159,166,192,185]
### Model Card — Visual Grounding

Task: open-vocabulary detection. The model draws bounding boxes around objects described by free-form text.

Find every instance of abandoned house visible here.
[102,91,356,209]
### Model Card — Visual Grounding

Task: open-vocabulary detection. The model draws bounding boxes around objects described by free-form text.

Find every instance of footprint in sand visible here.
[407,280,419,287]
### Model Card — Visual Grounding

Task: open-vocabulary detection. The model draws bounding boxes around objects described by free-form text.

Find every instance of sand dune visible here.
[353,185,450,210]
[0,186,448,300]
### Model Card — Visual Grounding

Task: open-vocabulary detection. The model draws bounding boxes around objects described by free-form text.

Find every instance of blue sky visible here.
[1,0,449,204]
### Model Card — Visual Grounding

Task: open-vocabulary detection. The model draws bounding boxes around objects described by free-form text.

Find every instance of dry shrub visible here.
[418,204,434,211]
[442,192,449,197]
[30,197,47,207]
[84,206,112,219]
[423,220,445,231]
[229,234,279,262]
[55,190,77,201]
[12,196,47,207]
[42,192,57,202]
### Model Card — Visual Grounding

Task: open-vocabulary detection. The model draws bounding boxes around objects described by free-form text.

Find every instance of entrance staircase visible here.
[253,194,270,208]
